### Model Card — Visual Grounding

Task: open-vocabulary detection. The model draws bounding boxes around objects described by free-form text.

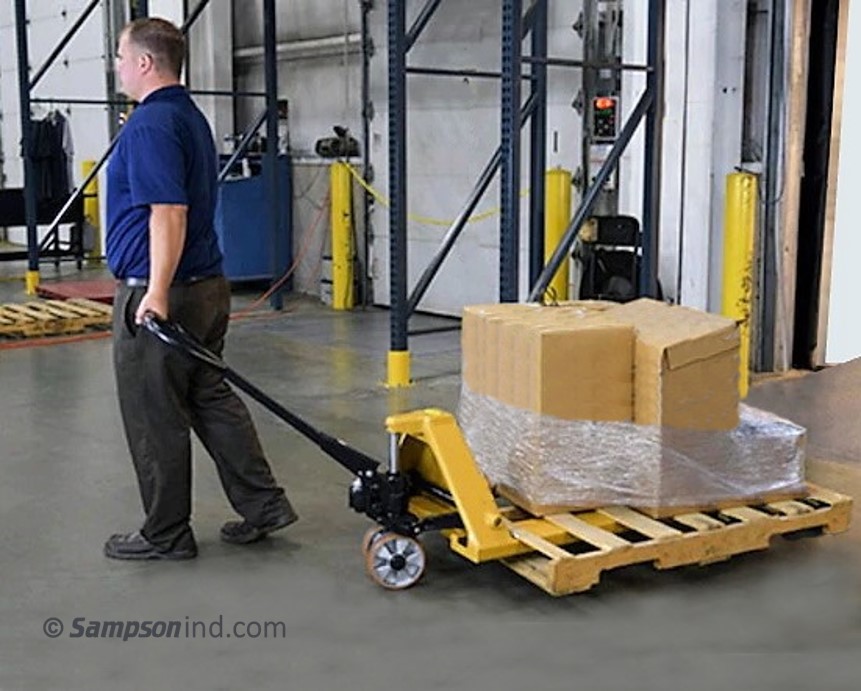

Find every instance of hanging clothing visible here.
[28,111,72,203]
[58,112,75,193]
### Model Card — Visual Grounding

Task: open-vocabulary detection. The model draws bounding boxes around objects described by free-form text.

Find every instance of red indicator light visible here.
[594,97,615,110]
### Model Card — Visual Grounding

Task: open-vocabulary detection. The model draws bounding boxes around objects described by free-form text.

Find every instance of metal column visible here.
[104,0,128,140]
[387,0,410,386]
[528,0,548,288]
[640,0,665,298]
[13,0,39,293]
[360,0,373,307]
[758,0,784,371]
[385,0,545,380]
[263,0,284,310]
[499,0,524,302]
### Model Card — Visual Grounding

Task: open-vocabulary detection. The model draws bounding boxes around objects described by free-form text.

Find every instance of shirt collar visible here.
[141,84,186,105]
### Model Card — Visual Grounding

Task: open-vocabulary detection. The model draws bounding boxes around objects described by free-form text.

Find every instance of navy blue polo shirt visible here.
[106,85,223,280]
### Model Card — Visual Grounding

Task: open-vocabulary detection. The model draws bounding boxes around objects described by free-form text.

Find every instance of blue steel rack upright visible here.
[384,0,666,386]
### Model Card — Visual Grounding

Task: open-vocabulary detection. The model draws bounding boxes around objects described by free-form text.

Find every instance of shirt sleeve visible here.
[126,124,189,206]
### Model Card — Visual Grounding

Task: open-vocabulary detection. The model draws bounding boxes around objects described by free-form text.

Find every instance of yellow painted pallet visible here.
[0,299,112,338]
[501,484,852,596]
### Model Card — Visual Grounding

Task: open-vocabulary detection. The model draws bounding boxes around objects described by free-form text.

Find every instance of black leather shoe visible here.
[220,506,298,545]
[104,531,198,561]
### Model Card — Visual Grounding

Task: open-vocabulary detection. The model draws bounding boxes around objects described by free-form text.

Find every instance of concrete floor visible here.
[1,260,859,690]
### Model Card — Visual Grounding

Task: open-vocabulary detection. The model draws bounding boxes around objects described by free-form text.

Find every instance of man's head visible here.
[116,17,184,102]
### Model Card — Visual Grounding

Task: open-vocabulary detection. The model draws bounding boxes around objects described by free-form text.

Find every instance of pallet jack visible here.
[144,315,853,595]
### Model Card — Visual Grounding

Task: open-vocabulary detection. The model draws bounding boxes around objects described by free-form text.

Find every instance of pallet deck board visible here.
[4,303,56,323]
[766,500,814,516]
[673,512,726,532]
[545,513,631,551]
[500,518,573,561]
[500,484,852,596]
[597,506,683,540]
[67,298,114,316]
[0,298,112,338]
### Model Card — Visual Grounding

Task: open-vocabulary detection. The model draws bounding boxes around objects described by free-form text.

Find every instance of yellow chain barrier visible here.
[342,162,529,228]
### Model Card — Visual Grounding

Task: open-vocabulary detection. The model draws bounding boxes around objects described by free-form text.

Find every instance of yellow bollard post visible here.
[722,172,757,399]
[81,160,101,264]
[25,270,39,295]
[330,161,354,310]
[387,350,412,388]
[545,168,572,301]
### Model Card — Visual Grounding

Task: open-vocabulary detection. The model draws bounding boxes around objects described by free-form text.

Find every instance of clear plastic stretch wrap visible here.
[457,384,807,510]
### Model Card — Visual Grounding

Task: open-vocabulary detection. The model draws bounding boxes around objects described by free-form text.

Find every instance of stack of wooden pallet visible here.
[0,298,112,338]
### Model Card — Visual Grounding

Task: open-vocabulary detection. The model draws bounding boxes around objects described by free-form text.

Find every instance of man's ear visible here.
[138,51,153,73]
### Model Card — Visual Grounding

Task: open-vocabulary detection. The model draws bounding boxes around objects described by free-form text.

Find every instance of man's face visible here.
[115,32,147,101]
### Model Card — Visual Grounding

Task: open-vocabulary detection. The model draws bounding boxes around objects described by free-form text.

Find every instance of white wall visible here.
[291,162,332,295]
[826,0,861,363]
[187,1,234,147]
[0,60,5,189]
[147,0,183,27]
[233,0,362,156]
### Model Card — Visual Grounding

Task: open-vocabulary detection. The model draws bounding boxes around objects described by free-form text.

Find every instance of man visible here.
[104,17,296,560]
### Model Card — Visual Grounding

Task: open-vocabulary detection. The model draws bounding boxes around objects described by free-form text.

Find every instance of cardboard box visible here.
[464,299,738,429]
[463,302,618,403]
[524,320,634,421]
[497,311,539,407]
[480,304,537,399]
[601,299,740,430]
[490,302,627,416]
[498,304,594,408]
[460,305,486,393]
[462,304,527,395]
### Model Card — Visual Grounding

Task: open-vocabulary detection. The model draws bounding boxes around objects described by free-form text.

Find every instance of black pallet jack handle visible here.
[142,314,381,477]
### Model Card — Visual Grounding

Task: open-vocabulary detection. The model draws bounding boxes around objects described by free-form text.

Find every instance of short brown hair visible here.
[123,17,185,78]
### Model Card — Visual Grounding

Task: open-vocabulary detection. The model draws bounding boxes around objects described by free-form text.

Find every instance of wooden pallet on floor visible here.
[0,306,39,337]
[500,484,852,596]
[0,298,112,338]
[50,298,113,327]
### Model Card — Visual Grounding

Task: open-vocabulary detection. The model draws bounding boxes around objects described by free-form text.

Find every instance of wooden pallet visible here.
[0,298,112,338]
[500,484,852,596]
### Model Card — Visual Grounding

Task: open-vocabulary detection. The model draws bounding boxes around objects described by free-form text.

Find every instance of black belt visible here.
[123,275,215,288]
